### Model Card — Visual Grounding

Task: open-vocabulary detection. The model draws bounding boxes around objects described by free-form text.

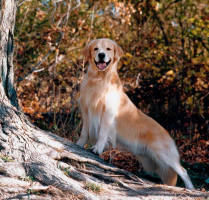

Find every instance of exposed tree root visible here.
[0,104,209,199]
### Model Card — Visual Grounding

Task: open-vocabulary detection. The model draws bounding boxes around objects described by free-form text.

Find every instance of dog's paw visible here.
[76,138,86,147]
[92,145,103,155]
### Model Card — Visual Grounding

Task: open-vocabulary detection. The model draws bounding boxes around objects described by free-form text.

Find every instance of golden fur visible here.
[77,38,194,189]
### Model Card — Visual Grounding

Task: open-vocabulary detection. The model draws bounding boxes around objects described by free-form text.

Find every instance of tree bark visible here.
[0,1,208,199]
[0,0,19,108]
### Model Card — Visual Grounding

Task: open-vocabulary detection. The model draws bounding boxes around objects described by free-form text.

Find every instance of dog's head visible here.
[83,38,123,71]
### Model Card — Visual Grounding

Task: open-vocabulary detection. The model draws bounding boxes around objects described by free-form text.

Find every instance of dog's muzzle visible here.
[95,60,111,70]
[94,52,111,70]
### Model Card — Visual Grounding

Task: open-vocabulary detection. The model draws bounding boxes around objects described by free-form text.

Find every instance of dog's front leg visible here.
[92,120,113,155]
[76,117,88,147]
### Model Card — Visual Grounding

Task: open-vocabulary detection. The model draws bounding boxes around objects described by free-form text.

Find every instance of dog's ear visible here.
[114,43,124,61]
[82,39,97,62]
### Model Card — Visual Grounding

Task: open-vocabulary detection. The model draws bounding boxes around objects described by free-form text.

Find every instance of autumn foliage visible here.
[14,0,208,189]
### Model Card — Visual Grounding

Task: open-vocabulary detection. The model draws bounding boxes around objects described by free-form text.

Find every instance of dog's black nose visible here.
[98,53,105,60]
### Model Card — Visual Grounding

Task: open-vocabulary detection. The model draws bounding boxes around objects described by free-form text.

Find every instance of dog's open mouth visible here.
[95,60,111,70]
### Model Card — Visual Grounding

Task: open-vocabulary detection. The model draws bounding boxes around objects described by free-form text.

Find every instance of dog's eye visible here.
[94,47,98,51]
[106,48,111,51]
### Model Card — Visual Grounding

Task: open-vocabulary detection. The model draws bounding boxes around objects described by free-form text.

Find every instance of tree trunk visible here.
[0,0,18,108]
[0,1,208,199]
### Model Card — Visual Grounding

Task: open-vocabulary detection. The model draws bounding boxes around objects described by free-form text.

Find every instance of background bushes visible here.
[14,0,208,166]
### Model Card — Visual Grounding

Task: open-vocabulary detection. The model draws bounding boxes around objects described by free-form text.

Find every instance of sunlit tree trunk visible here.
[0,0,18,108]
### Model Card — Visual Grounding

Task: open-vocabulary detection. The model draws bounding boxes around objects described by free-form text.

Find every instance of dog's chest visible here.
[80,80,121,126]
[104,88,121,116]
[80,79,120,144]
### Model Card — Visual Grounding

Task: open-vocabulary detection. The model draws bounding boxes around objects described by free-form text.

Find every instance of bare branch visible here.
[18,0,32,7]
[17,50,52,83]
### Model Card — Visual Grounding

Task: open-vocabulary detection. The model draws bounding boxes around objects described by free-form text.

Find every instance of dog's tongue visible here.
[97,63,106,70]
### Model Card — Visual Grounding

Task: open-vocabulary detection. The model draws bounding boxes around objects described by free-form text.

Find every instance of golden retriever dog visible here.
[77,38,194,189]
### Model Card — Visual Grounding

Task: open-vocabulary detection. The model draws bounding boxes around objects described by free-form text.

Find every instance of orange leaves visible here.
[176,131,209,164]
[36,10,46,21]
[18,85,47,120]
[101,149,142,173]
[113,2,136,25]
